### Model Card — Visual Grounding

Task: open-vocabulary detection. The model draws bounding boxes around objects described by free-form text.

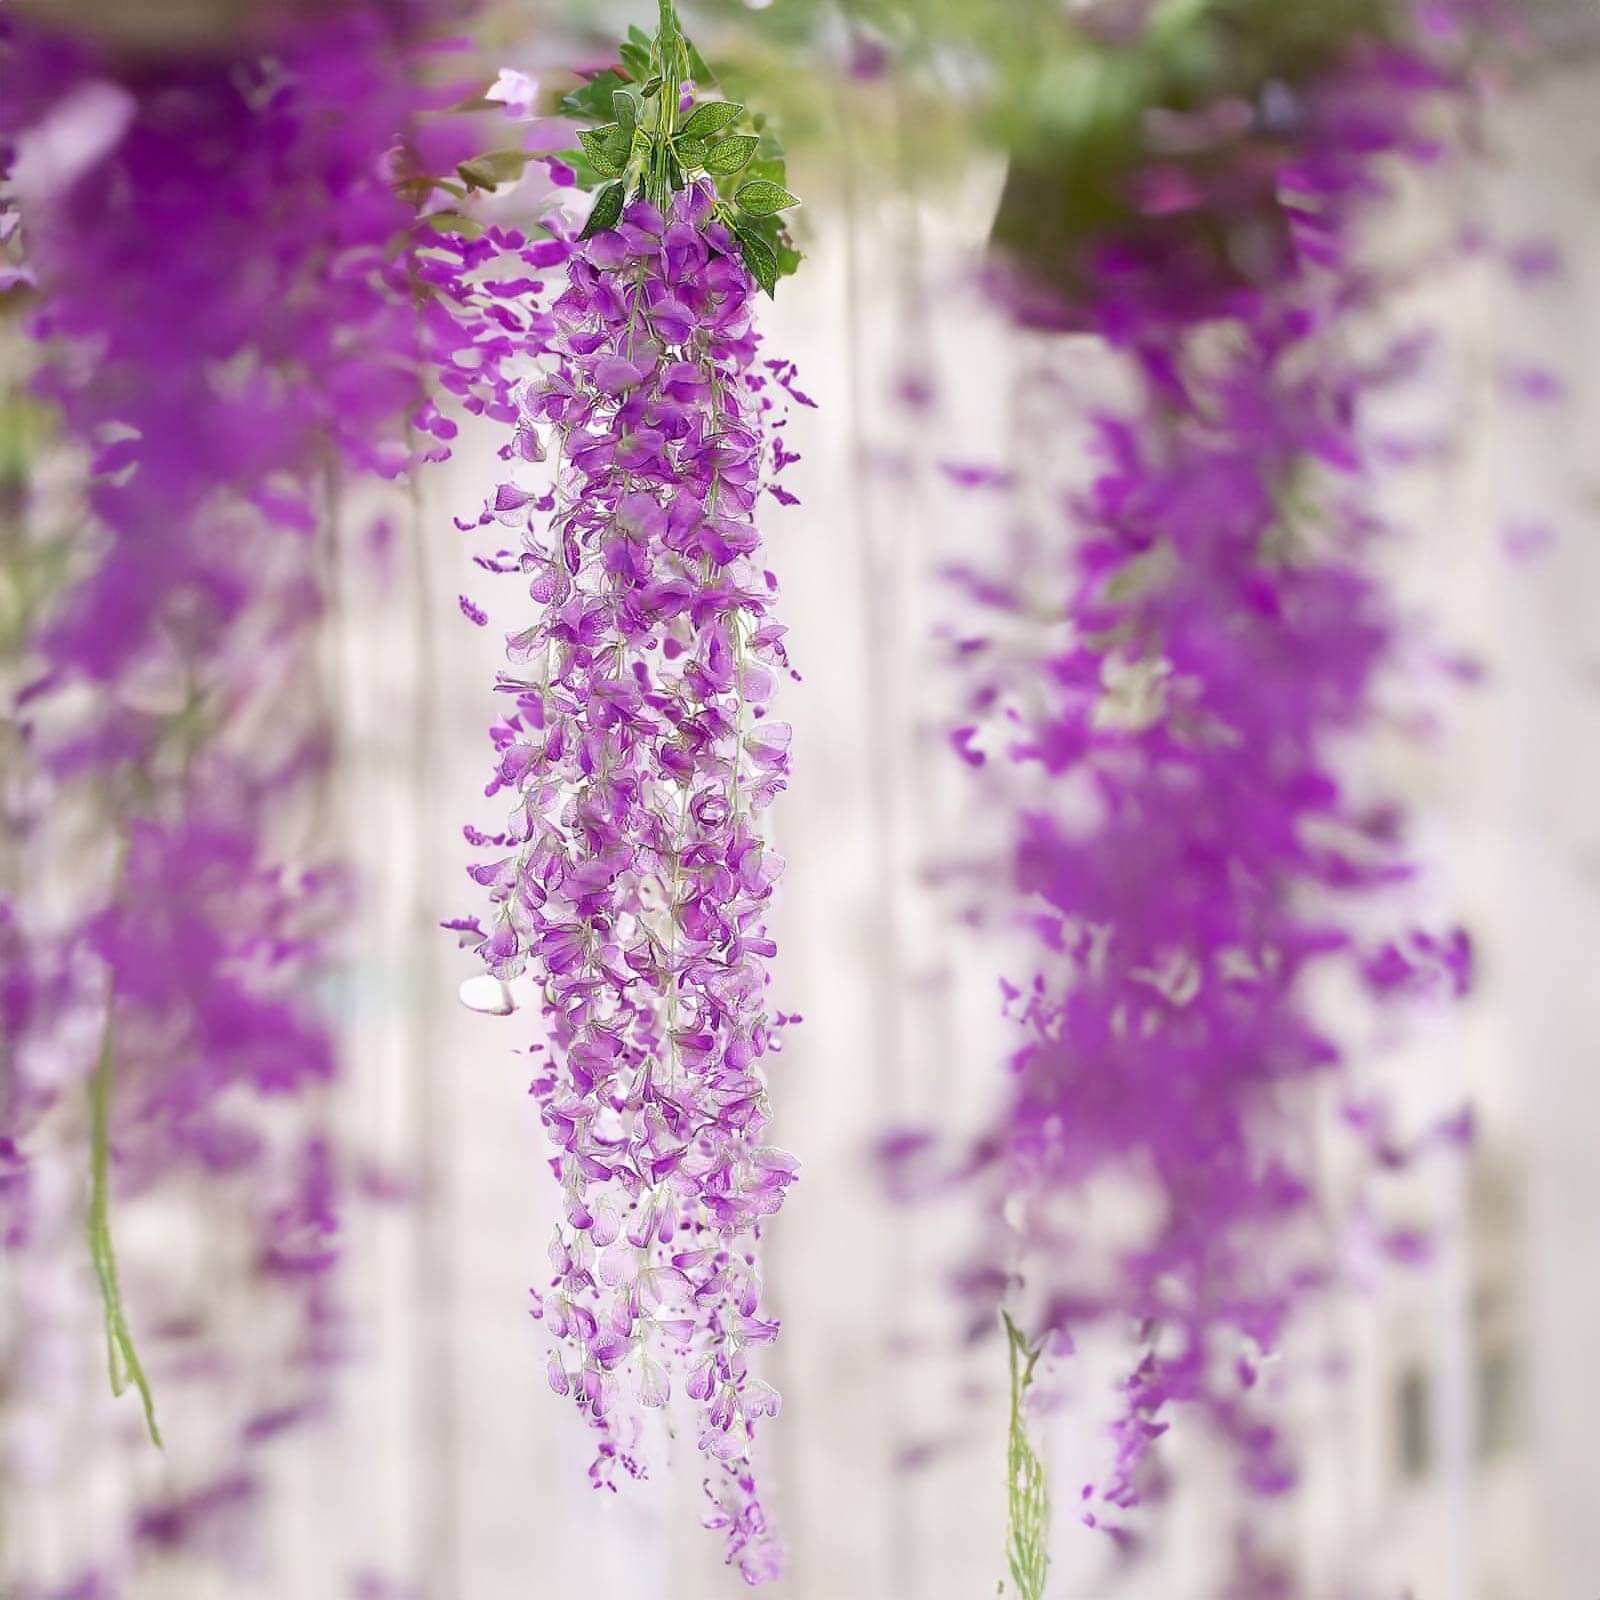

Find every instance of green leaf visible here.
[735,179,799,217]
[618,40,650,81]
[612,89,637,136]
[641,75,664,99]
[456,149,532,192]
[730,206,779,247]
[744,156,788,189]
[737,228,779,297]
[678,100,745,140]
[550,147,606,189]
[559,69,629,123]
[704,134,758,175]
[395,175,464,207]
[675,136,709,169]
[577,124,629,179]
[421,210,486,240]
[727,194,803,283]
[578,181,626,241]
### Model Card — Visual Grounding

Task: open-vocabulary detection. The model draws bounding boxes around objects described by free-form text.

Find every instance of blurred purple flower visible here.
[0,1,489,1588]
[914,15,1484,1555]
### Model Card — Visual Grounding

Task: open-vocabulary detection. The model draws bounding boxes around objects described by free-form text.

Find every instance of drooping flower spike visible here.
[894,8,1487,1587]
[458,3,803,1584]
[0,4,521,1590]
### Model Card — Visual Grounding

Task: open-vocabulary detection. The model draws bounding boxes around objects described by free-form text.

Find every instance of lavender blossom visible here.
[459,21,803,1571]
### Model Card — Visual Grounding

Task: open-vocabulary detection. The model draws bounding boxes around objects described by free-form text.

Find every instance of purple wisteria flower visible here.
[900,15,1484,1584]
[0,3,497,1590]
[461,176,799,1584]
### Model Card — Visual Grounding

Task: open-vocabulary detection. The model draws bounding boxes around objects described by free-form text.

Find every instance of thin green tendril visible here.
[87,994,162,1447]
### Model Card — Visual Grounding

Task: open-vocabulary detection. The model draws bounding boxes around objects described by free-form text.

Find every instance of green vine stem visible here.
[1001,1310,1049,1600]
[646,0,684,210]
[86,944,162,1447]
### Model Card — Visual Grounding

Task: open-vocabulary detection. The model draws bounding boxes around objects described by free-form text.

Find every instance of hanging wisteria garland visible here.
[0,5,537,1591]
[884,6,1490,1591]
[454,2,804,1584]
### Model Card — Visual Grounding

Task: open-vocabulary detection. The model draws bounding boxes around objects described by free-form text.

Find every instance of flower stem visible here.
[86,971,162,1448]
[646,0,684,210]
[1002,1310,1048,1600]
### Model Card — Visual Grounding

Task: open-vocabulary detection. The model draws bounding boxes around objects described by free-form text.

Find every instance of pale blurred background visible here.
[7,19,1600,1600]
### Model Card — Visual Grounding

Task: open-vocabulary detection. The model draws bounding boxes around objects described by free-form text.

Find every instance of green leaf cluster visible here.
[553,3,803,297]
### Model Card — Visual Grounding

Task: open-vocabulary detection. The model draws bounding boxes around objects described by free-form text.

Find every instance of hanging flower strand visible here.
[884,5,1488,1585]
[459,3,803,1583]
[1,7,533,1589]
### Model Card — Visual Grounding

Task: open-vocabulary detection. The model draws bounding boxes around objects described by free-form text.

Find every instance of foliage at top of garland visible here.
[987,0,1400,301]
[555,5,801,297]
